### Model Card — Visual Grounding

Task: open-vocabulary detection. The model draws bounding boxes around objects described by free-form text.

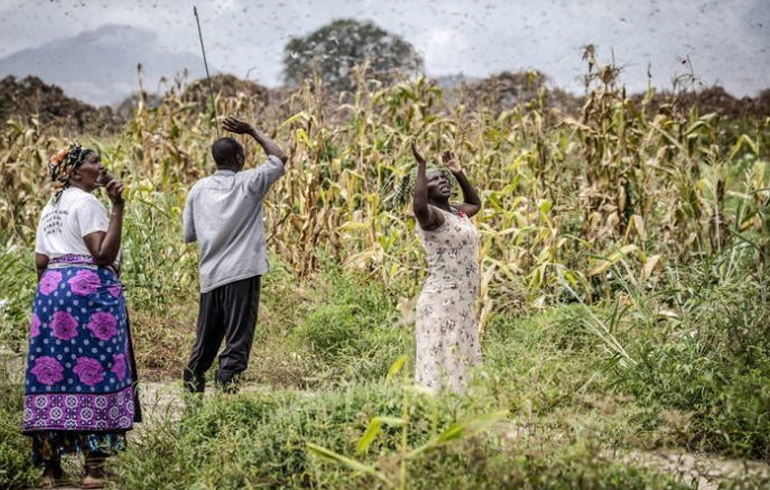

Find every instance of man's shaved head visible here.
[212,137,245,169]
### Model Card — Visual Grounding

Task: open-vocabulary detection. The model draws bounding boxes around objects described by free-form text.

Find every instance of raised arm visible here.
[412,140,444,231]
[442,151,481,218]
[223,116,288,164]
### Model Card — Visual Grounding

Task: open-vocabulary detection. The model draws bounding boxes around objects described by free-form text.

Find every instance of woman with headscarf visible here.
[410,140,483,393]
[23,143,140,489]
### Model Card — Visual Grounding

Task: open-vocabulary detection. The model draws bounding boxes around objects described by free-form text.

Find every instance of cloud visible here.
[416,28,470,74]
[0,0,767,97]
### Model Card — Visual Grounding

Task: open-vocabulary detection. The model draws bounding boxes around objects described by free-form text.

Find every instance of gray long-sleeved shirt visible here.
[183,155,285,293]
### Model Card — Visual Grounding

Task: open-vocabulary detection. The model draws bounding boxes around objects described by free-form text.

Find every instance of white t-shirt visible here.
[35,187,109,258]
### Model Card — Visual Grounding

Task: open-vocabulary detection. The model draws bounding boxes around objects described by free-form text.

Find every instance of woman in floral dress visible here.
[23,143,140,488]
[411,140,483,393]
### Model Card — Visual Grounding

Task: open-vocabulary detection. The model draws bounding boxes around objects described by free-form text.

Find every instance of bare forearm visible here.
[250,129,287,163]
[413,162,430,219]
[95,205,124,265]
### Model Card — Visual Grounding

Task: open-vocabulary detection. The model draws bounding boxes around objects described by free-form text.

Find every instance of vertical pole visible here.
[193,6,220,137]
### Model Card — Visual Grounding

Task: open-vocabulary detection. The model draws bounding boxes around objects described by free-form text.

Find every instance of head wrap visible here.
[48,143,95,202]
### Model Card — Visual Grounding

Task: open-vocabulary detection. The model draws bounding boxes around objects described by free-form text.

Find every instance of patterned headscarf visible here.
[48,143,94,202]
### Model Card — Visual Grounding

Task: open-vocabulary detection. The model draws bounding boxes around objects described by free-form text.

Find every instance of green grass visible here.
[113,262,770,489]
[2,265,770,488]
[114,383,695,490]
[0,244,37,350]
[287,266,408,384]
[0,363,36,490]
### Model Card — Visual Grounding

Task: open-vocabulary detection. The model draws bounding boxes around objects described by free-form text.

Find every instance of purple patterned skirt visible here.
[23,255,140,435]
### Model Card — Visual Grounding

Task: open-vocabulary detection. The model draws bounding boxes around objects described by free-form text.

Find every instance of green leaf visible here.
[729,134,759,160]
[356,417,383,454]
[279,111,309,128]
[434,409,508,443]
[386,355,407,381]
[406,410,508,458]
[306,443,389,483]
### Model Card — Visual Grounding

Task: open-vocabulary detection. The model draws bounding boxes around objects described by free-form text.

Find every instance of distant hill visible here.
[0,25,206,106]
[0,75,124,134]
[0,73,273,135]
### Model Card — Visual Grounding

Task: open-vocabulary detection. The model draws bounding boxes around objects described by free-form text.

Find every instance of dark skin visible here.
[222,116,288,167]
[35,153,125,280]
[411,140,481,231]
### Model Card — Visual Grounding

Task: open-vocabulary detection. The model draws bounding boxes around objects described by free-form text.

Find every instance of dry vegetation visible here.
[1,51,770,489]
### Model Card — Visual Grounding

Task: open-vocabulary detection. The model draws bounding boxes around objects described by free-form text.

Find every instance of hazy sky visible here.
[1,0,768,96]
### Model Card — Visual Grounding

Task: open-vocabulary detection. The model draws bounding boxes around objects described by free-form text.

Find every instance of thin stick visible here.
[193,6,220,137]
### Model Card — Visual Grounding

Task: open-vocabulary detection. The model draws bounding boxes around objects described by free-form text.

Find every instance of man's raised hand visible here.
[223,116,255,135]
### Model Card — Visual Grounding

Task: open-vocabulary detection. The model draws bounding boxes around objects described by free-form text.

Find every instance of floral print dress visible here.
[415,206,482,392]
[23,255,139,469]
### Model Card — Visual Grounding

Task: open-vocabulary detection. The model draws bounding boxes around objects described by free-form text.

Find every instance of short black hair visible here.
[211,137,244,168]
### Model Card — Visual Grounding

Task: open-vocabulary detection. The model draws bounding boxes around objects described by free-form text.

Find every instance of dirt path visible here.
[622,449,770,489]
[501,420,770,490]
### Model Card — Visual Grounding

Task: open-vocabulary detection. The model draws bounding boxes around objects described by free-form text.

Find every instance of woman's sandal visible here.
[80,473,107,489]
[39,476,58,489]
[81,453,111,489]
[40,464,63,488]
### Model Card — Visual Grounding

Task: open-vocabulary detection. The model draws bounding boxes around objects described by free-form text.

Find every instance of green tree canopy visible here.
[283,19,423,93]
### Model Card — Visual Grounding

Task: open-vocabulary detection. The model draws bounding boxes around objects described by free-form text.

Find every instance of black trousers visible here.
[183,275,261,393]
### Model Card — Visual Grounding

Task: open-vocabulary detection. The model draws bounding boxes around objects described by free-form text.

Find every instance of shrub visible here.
[0,245,36,351]
[289,268,408,382]
[611,258,770,459]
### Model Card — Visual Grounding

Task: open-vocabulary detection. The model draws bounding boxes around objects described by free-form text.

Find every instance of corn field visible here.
[1,57,768,329]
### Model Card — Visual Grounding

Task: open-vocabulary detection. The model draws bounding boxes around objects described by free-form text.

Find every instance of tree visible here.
[283,19,423,94]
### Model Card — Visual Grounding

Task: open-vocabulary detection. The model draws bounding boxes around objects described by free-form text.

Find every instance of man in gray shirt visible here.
[182,116,287,393]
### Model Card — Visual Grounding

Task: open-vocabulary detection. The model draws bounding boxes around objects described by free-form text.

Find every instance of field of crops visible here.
[1,55,770,489]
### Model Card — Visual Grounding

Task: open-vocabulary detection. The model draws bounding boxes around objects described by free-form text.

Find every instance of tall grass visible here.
[0,363,36,490]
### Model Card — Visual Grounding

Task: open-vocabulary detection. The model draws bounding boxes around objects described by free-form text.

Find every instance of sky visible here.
[0,0,768,103]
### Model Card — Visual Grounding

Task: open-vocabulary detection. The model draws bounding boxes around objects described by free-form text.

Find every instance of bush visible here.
[402,442,693,490]
[611,258,770,459]
[481,306,611,414]
[0,244,36,351]
[289,268,408,383]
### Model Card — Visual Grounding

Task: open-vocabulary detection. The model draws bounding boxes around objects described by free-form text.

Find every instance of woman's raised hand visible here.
[442,151,461,174]
[411,139,426,165]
